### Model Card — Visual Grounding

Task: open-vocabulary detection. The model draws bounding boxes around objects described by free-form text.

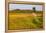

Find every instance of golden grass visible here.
[8,13,43,30]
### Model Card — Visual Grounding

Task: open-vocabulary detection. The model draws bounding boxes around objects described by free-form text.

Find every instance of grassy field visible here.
[8,10,43,30]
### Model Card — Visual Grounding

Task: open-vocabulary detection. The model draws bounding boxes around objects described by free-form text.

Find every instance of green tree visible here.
[33,7,36,12]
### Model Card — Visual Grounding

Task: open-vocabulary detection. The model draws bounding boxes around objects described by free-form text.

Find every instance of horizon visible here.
[9,4,43,11]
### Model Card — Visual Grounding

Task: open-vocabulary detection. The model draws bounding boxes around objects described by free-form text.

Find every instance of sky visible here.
[9,4,43,11]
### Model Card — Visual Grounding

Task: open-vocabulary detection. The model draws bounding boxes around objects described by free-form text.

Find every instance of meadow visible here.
[8,10,43,30]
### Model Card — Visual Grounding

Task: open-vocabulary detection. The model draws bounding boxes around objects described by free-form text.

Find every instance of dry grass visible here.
[8,13,43,30]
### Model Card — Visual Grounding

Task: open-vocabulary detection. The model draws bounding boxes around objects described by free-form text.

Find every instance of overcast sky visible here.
[9,4,43,11]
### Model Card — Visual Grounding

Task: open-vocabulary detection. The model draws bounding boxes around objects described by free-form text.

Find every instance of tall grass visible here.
[8,11,43,30]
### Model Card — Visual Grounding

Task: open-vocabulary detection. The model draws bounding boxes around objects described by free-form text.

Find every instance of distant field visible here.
[8,10,43,30]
